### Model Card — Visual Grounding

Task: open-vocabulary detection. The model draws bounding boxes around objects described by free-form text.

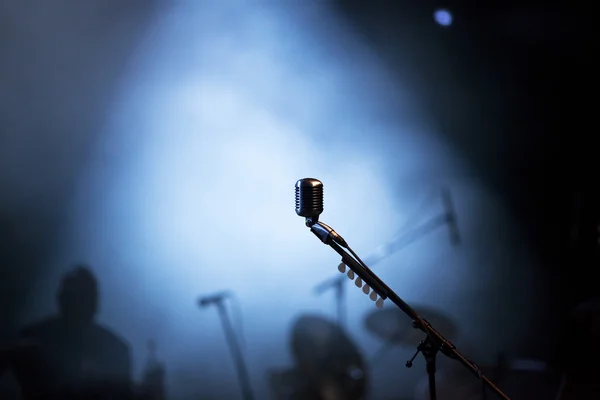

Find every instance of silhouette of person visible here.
[6,265,133,399]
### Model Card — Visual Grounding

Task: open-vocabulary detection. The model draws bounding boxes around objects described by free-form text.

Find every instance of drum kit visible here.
[269,292,568,400]
[269,307,461,400]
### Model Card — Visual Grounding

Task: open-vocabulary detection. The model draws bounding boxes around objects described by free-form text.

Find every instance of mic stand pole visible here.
[310,222,511,400]
[212,299,255,400]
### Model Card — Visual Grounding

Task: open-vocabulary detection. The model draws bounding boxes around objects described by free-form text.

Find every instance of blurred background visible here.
[0,0,595,399]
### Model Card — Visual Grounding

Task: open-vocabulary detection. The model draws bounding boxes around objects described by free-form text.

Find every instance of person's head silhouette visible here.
[56,265,98,326]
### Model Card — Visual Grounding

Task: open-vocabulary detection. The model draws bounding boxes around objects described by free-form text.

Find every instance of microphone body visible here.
[198,291,232,308]
[295,178,347,247]
[295,178,324,224]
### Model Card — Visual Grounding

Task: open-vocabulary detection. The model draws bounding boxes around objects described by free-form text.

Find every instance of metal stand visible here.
[406,335,441,400]
[307,220,511,400]
[213,300,255,400]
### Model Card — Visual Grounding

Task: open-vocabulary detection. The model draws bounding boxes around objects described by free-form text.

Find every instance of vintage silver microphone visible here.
[295,178,348,247]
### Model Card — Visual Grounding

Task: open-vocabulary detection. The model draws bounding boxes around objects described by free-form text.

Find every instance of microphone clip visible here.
[310,221,348,248]
[310,222,331,244]
[304,216,318,227]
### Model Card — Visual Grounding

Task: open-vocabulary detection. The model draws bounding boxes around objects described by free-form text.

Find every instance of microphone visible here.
[198,291,232,308]
[441,187,461,246]
[295,178,324,223]
[295,178,347,247]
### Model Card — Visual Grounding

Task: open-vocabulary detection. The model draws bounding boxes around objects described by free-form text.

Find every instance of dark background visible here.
[334,0,597,305]
[0,0,596,398]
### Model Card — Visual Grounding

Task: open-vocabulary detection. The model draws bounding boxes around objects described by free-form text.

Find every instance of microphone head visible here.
[295,178,324,220]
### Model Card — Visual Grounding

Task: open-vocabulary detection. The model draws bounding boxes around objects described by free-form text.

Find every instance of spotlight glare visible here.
[434,9,453,27]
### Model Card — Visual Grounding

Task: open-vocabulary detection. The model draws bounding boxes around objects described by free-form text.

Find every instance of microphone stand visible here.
[308,220,511,400]
[312,212,452,332]
[207,299,255,400]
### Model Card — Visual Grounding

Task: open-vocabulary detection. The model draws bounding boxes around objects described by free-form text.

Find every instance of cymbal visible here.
[364,306,458,346]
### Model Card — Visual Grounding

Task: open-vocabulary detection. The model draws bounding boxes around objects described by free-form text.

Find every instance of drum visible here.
[270,314,368,400]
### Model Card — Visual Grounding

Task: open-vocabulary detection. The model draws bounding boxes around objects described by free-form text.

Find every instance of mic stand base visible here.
[406,335,439,400]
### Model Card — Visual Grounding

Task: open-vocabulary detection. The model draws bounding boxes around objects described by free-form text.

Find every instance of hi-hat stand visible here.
[204,298,255,400]
[306,219,510,400]
[313,209,456,329]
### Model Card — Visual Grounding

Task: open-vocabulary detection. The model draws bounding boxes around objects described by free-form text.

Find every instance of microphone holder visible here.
[203,298,255,400]
[308,220,511,400]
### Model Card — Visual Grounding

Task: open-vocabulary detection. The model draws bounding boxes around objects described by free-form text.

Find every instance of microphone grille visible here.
[295,178,324,218]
